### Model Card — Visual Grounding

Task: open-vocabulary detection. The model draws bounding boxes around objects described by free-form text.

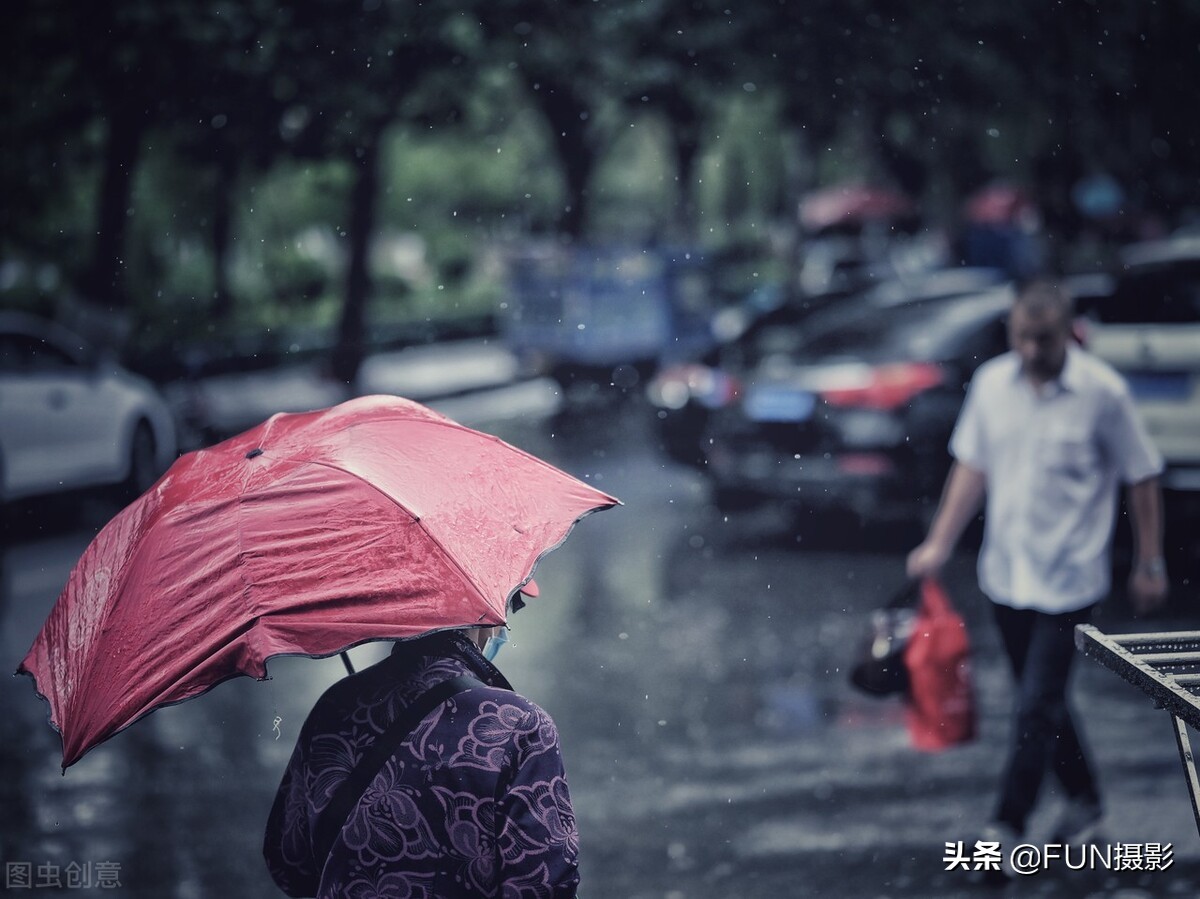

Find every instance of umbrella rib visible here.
[423,420,622,497]
[352,418,622,609]
[58,506,161,733]
[297,417,618,619]
[298,457,498,623]
[344,415,622,503]
[19,487,177,760]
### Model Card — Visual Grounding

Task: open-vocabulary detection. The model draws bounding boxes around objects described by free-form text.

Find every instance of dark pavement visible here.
[2,397,1199,898]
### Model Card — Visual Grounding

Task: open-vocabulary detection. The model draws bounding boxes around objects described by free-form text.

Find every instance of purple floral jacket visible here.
[263,632,580,898]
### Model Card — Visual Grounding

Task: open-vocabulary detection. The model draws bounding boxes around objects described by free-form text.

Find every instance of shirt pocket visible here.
[1038,424,1098,482]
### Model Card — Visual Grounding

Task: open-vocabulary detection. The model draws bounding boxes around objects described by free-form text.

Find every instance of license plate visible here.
[1126,371,1190,400]
[744,386,816,422]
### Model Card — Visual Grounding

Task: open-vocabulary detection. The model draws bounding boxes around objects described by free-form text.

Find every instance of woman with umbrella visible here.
[263,583,581,898]
[18,396,616,898]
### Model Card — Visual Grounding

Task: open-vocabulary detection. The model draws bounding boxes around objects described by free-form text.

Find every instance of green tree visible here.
[607,0,746,240]
[163,2,289,323]
[475,1,625,240]
[3,0,288,337]
[270,0,475,384]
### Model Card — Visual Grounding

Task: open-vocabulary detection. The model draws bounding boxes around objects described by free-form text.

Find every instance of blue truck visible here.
[500,243,719,403]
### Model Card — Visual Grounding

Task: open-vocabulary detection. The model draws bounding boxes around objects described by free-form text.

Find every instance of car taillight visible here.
[820,362,944,410]
[836,452,896,476]
[701,369,742,408]
[650,364,741,409]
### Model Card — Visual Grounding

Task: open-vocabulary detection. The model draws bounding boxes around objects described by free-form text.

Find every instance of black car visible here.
[646,267,1009,469]
[701,286,1014,527]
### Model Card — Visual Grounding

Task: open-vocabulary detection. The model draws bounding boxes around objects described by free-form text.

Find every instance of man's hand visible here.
[906,540,952,581]
[1129,558,1169,616]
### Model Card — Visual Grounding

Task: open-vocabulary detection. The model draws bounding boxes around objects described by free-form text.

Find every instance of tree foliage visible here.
[4,0,1199,367]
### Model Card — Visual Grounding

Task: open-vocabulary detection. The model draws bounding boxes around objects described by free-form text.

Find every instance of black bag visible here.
[849,581,919,697]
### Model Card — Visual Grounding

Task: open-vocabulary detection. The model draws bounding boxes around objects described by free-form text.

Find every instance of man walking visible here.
[907,279,1169,847]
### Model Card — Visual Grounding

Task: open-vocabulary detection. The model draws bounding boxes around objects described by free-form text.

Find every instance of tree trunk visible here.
[330,128,383,387]
[210,156,237,323]
[672,133,699,236]
[871,107,929,199]
[664,93,701,242]
[529,77,594,240]
[83,104,143,316]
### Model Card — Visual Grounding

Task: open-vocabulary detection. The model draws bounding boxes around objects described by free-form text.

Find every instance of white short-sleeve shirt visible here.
[950,345,1163,612]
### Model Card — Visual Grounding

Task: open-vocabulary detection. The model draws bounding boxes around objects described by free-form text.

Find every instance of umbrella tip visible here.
[246,448,264,459]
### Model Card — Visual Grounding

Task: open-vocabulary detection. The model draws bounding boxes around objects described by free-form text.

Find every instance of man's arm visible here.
[1126,475,1169,614]
[906,461,987,580]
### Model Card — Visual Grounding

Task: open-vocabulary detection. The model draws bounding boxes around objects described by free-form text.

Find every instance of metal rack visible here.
[1075,625,1200,839]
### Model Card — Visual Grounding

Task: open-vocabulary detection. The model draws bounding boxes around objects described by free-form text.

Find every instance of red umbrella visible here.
[799,184,915,232]
[963,182,1036,226]
[18,395,618,769]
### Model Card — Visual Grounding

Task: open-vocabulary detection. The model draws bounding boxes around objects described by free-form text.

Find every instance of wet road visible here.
[2,400,1199,897]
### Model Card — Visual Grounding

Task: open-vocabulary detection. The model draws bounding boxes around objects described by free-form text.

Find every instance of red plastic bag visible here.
[902,578,977,751]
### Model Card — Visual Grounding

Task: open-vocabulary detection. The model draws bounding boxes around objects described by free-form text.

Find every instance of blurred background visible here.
[3,1,1198,376]
[3,1,1200,896]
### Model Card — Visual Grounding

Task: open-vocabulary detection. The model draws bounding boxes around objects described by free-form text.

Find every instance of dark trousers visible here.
[992,603,1100,833]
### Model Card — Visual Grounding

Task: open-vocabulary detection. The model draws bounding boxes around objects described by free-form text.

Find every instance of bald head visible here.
[1009,280,1073,384]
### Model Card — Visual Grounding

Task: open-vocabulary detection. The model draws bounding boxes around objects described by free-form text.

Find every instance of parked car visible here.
[647,267,1009,469]
[701,286,1015,526]
[0,312,177,504]
[1076,237,1200,508]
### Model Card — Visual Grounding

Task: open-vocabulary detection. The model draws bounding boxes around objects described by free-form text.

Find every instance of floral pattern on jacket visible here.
[264,632,579,898]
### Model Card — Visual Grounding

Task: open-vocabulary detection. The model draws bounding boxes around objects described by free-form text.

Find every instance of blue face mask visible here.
[483,627,508,662]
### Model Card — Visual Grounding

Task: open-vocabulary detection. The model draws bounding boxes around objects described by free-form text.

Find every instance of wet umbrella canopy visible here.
[17,395,618,769]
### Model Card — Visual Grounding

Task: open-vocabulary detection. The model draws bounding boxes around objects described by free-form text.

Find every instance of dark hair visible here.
[1013,278,1074,322]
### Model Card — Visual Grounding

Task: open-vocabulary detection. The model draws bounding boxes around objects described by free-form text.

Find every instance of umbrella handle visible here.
[340,652,356,676]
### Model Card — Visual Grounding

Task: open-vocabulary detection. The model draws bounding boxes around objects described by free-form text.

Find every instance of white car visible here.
[0,312,177,504]
[1077,237,1200,500]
